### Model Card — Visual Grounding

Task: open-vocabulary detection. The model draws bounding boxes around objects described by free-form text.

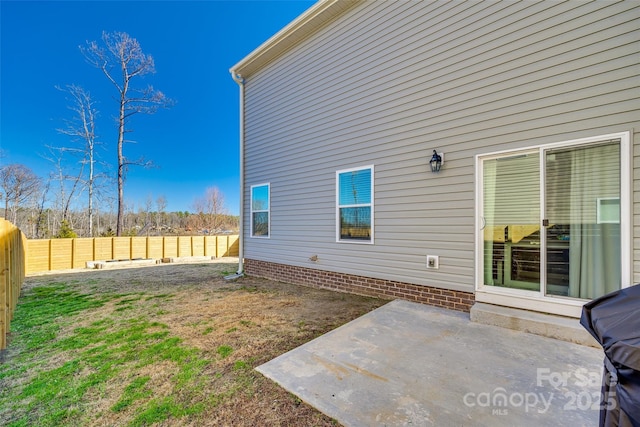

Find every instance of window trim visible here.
[336,165,374,244]
[250,183,270,238]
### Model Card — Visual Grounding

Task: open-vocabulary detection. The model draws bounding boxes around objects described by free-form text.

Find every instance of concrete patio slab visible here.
[257,299,604,426]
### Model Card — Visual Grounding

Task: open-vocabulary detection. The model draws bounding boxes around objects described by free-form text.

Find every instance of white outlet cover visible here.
[426,255,439,269]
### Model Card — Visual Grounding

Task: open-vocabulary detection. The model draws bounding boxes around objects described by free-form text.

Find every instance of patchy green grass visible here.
[216,345,234,359]
[0,263,384,426]
[0,284,212,427]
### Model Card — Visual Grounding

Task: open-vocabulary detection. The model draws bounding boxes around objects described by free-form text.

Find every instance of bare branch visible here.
[0,164,42,223]
[80,31,172,235]
[191,187,228,233]
[52,84,102,233]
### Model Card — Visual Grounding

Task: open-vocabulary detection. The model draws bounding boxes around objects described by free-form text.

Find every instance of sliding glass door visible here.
[480,136,625,303]
[483,152,541,292]
[545,142,620,299]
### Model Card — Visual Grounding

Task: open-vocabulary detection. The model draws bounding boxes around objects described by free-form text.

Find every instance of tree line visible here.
[0,165,238,239]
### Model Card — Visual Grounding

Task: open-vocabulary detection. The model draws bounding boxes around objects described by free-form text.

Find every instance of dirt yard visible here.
[2,260,386,426]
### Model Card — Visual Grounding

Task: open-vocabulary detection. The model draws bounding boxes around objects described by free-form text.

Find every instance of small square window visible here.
[597,197,619,224]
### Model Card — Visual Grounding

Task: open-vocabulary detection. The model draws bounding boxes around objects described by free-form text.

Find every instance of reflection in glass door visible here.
[545,142,620,299]
[482,139,622,300]
[483,152,541,292]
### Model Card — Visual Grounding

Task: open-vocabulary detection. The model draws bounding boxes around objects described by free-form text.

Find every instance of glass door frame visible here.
[474,132,632,318]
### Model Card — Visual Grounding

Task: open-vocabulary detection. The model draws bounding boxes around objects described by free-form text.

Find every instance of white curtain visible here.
[567,143,620,299]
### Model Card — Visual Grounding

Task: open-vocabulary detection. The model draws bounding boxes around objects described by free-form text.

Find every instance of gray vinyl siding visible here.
[241,0,640,292]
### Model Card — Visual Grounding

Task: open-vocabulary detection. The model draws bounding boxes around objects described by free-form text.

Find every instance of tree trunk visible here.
[88,150,94,236]
[116,80,128,236]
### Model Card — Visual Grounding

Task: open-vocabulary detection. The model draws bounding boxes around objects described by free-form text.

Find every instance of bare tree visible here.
[31,179,51,238]
[192,187,227,233]
[42,145,83,226]
[56,84,101,236]
[137,195,154,236]
[0,164,41,224]
[156,195,167,233]
[81,31,172,236]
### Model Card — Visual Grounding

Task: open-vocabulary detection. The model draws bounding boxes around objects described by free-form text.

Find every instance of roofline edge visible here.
[229,0,361,77]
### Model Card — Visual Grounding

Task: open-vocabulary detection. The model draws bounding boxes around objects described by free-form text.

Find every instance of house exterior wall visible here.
[240,1,640,300]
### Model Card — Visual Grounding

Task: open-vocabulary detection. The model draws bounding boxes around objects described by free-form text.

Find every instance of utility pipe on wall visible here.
[230,71,245,275]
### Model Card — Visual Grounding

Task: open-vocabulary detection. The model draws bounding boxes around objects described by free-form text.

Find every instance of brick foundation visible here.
[244,259,475,313]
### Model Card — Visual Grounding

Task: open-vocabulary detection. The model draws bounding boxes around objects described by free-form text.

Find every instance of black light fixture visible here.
[430,150,442,173]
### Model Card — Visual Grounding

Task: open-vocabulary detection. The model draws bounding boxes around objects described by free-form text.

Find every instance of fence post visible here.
[0,221,6,350]
[23,233,28,276]
[8,224,18,329]
[71,238,76,269]
[48,239,53,272]
[0,219,26,351]
[8,226,14,325]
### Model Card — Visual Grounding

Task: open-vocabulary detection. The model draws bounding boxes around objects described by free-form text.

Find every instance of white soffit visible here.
[230,0,361,77]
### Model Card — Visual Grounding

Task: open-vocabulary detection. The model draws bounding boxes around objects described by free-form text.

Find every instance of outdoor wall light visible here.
[430,150,443,173]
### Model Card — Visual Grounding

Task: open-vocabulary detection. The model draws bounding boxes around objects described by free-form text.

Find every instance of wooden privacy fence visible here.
[26,235,239,275]
[0,219,26,351]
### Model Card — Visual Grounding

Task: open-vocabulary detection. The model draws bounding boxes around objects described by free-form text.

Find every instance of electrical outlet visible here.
[426,255,439,269]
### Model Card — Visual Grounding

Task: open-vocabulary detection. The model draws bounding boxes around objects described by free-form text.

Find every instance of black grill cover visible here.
[580,284,640,427]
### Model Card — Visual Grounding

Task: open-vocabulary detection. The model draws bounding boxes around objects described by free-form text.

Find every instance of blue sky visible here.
[0,0,315,215]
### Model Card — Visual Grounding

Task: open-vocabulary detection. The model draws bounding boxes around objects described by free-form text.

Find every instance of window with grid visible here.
[251,183,269,237]
[337,166,373,243]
